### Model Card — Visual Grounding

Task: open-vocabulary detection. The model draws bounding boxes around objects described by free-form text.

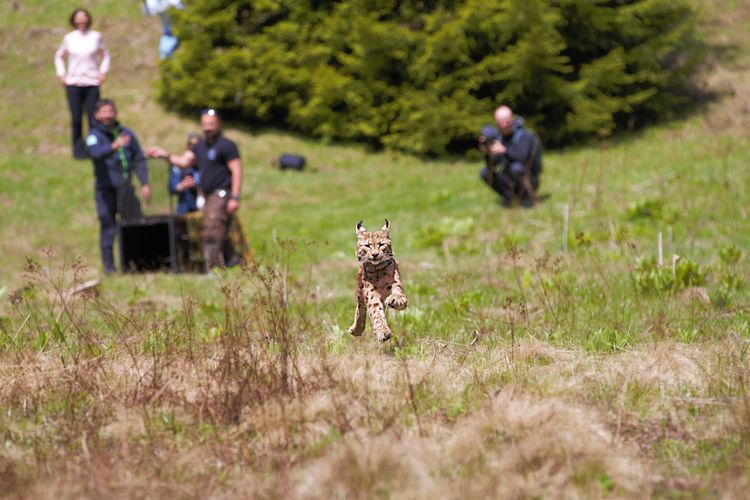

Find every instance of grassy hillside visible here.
[1,0,750,497]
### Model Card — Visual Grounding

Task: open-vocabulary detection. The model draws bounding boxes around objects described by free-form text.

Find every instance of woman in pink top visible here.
[54,8,111,159]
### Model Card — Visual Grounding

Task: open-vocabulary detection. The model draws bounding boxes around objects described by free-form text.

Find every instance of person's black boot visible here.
[204,241,224,271]
[102,247,116,275]
[73,139,88,159]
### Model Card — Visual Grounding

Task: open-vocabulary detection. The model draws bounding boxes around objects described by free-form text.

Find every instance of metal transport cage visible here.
[117,157,203,273]
[117,158,252,273]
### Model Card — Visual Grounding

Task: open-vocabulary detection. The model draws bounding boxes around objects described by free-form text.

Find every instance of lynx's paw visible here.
[348,324,364,337]
[375,328,393,342]
[385,293,408,310]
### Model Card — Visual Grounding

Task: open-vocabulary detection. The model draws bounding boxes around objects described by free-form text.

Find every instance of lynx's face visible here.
[356,220,393,265]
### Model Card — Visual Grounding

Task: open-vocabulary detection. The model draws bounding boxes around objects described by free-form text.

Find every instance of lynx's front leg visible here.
[365,285,392,342]
[348,273,366,336]
[368,301,392,341]
[385,261,408,310]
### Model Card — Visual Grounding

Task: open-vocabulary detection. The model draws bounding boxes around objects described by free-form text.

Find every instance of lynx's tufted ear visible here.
[381,219,390,234]
[356,220,367,239]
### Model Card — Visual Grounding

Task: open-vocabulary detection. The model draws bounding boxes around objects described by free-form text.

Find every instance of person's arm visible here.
[97,33,110,84]
[489,141,507,156]
[505,131,533,164]
[169,167,181,194]
[227,157,242,214]
[129,133,151,203]
[167,149,197,168]
[54,35,68,85]
[130,133,149,187]
[86,131,118,160]
[147,146,197,168]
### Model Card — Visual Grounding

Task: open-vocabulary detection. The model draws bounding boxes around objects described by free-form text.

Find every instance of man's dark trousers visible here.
[95,187,118,273]
[480,162,538,204]
[66,85,100,159]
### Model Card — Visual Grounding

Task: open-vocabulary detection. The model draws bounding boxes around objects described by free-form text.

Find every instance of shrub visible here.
[159,0,703,155]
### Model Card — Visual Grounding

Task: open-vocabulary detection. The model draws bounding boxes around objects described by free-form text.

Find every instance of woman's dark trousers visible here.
[66,85,100,159]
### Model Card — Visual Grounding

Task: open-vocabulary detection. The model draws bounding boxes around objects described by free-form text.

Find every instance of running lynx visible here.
[347,219,407,342]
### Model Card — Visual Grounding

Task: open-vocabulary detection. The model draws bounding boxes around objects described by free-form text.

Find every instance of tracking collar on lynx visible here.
[348,219,408,342]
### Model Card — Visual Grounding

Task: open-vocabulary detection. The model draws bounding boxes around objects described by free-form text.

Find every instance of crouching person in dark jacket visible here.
[479,105,542,207]
[86,99,151,274]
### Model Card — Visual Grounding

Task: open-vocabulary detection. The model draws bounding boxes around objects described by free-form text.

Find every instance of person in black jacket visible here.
[479,105,542,207]
[86,99,151,273]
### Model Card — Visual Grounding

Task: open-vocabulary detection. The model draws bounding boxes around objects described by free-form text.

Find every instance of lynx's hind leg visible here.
[348,292,366,336]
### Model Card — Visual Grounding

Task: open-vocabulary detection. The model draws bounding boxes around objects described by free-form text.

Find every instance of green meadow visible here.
[1,0,749,497]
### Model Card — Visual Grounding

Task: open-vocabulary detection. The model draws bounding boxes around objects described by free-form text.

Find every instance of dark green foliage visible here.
[159,0,702,155]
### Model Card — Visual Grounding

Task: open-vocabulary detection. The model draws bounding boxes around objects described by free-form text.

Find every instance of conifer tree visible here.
[159,0,702,155]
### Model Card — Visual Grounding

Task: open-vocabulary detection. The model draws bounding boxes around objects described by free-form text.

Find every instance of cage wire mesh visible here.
[118,157,172,221]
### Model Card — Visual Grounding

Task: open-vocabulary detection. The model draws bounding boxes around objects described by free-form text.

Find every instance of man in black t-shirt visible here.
[148,109,244,269]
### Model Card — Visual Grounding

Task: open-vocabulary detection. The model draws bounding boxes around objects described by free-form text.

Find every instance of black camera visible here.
[479,125,501,151]
[479,125,504,167]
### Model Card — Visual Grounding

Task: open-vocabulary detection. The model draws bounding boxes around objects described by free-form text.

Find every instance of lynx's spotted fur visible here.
[348,219,408,342]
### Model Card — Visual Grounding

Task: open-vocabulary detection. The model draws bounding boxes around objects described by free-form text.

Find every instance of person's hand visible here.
[57,75,66,86]
[177,175,196,192]
[98,72,107,85]
[112,133,131,150]
[141,184,152,204]
[146,146,168,159]
[489,141,506,155]
[227,198,240,214]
